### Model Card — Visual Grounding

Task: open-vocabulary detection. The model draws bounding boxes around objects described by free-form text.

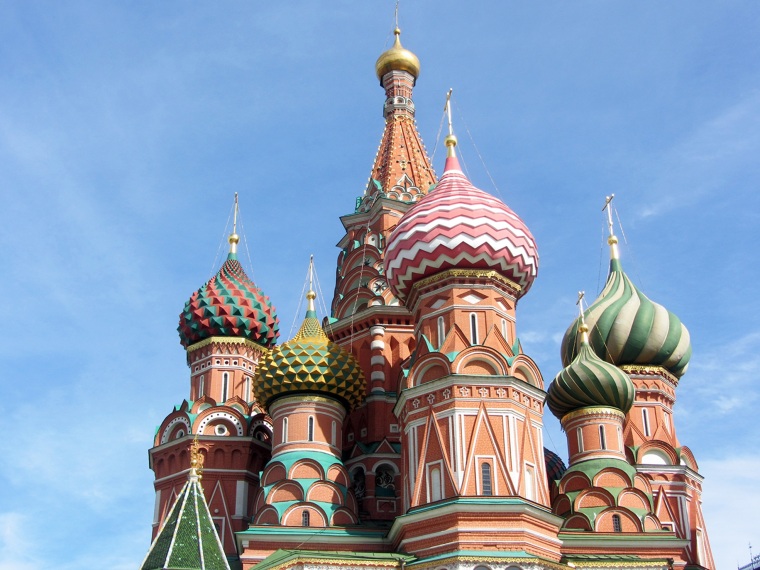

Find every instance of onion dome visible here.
[255,290,365,410]
[375,28,420,84]
[384,136,539,302]
[178,220,279,349]
[548,323,636,420]
[561,236,691,378]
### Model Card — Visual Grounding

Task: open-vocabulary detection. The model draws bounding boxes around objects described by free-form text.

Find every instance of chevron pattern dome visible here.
[384,155,539,301]
[548,333,635,419]
[255,303,365,410]
[561,258,691,378]
[178,254,279,349]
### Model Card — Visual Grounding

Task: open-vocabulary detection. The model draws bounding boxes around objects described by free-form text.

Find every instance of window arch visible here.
[221,372,229,401]
[430,467,442,502]
[469,313,479,345]
[481,463,492,496]
[437,316,446,347]
[642,408,651,437]
[612,513,622,532]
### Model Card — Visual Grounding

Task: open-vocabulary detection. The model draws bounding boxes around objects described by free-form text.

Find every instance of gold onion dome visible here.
[254,291,365,410]
[375,28,420,83]
[547,324,636,420]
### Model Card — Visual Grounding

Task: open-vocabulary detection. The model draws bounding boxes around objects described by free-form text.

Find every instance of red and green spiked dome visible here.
[560,236,691,378]
[548,323,636,420]
[178,241,279,349]
[255,291,365,410]
[384,138,539,302]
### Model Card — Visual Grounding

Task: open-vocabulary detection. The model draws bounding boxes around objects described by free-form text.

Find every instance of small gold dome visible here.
[375,28,420,84]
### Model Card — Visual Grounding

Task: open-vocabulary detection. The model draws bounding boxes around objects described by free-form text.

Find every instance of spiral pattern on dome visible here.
[384,156,539,301]
[255,307,365,410]
[178,254,279,349]
[560,258,691,378]
[547,339,635,420]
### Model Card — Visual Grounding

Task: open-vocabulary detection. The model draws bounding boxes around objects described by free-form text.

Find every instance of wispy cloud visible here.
[637,90,760,219]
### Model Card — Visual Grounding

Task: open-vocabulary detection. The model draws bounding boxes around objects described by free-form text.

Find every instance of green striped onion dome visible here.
[547,332,635,420]
[178,253,279,349]
[255,296,365,410]
[561,257,691,378]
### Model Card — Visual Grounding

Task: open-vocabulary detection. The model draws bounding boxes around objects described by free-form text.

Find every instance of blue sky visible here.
[0,2,758,568]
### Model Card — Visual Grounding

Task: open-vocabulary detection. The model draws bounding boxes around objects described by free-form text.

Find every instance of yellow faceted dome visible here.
[375,28,420,83]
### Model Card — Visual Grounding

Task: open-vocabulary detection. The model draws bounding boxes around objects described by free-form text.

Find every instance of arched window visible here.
[198,374,204,398]
[437,316,446,347]
[469,313,479,345]
[430,467,442,502]
[501,318,507,339]
[308,416,314,442]
[283,417,288,443]
[642,408,651,437]
[302,511,310,527]
[599,425,607,450]
[244,376,251,402]
[577,427,584,453]
[221,372,229,401]
[481,463,492,496]
[525,465,535,501]
[612,514,622,532]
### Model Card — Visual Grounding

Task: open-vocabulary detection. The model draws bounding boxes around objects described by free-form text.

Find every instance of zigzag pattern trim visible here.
[385,164,538,301]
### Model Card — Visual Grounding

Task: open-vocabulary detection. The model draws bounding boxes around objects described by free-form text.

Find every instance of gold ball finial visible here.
[229,233,240,245]
[607,235,618,246]
[375,28,421,83]
[306,290,316,301]
[578,323,589,334]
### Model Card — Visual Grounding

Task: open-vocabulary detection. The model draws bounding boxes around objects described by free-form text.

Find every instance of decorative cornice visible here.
[413,268,521,296]
[186,335,270,355]
[406,554,567,570]
[620,364,679,387]
[561,406,625,425]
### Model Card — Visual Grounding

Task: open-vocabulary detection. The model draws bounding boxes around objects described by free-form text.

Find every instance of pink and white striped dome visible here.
[384,155,539,301]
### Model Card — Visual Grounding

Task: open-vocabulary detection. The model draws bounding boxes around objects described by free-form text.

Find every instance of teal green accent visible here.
[226,252,237,261]
[563,457,638,482]
[408,550,534,565]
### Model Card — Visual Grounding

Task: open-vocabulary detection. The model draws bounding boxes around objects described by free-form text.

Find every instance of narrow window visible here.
[283,417,288,443]
[612,514,622,532]
[430,467,442,502]
[470,313,479,345]
[481,463,492,496]
[437,316,445,347]
[664,412,671,433]
[221,372,229,401]
[599,425,607,450]
[331,421,337,446]
[308,416,314,442]
[577,427,584,453]
[642,408,651,437]
[525,466,535,501]
[244,376,251,402]
[501,318,507,339]
[302,511,310,527]
[198,374,205,398]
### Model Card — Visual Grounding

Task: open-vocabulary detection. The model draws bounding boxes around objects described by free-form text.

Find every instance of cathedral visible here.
[140,26,714,570]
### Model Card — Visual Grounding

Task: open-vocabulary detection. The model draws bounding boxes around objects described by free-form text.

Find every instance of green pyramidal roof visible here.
[140,469,230,570]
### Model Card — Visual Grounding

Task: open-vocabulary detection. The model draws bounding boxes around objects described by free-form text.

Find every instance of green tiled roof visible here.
[140,469,230,570]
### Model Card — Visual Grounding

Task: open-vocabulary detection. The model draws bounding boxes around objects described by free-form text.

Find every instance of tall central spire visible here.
[361,28,435,208]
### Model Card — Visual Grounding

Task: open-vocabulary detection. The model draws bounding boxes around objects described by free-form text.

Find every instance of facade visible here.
[145,27,714,570]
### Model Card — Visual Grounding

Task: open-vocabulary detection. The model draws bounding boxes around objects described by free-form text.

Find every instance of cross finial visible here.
[602,194,619,260]
[394,0,399,30]
[228,193,240,255]
[444,88,457,157]
[306,255,316,313]
[576,291,590,342]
